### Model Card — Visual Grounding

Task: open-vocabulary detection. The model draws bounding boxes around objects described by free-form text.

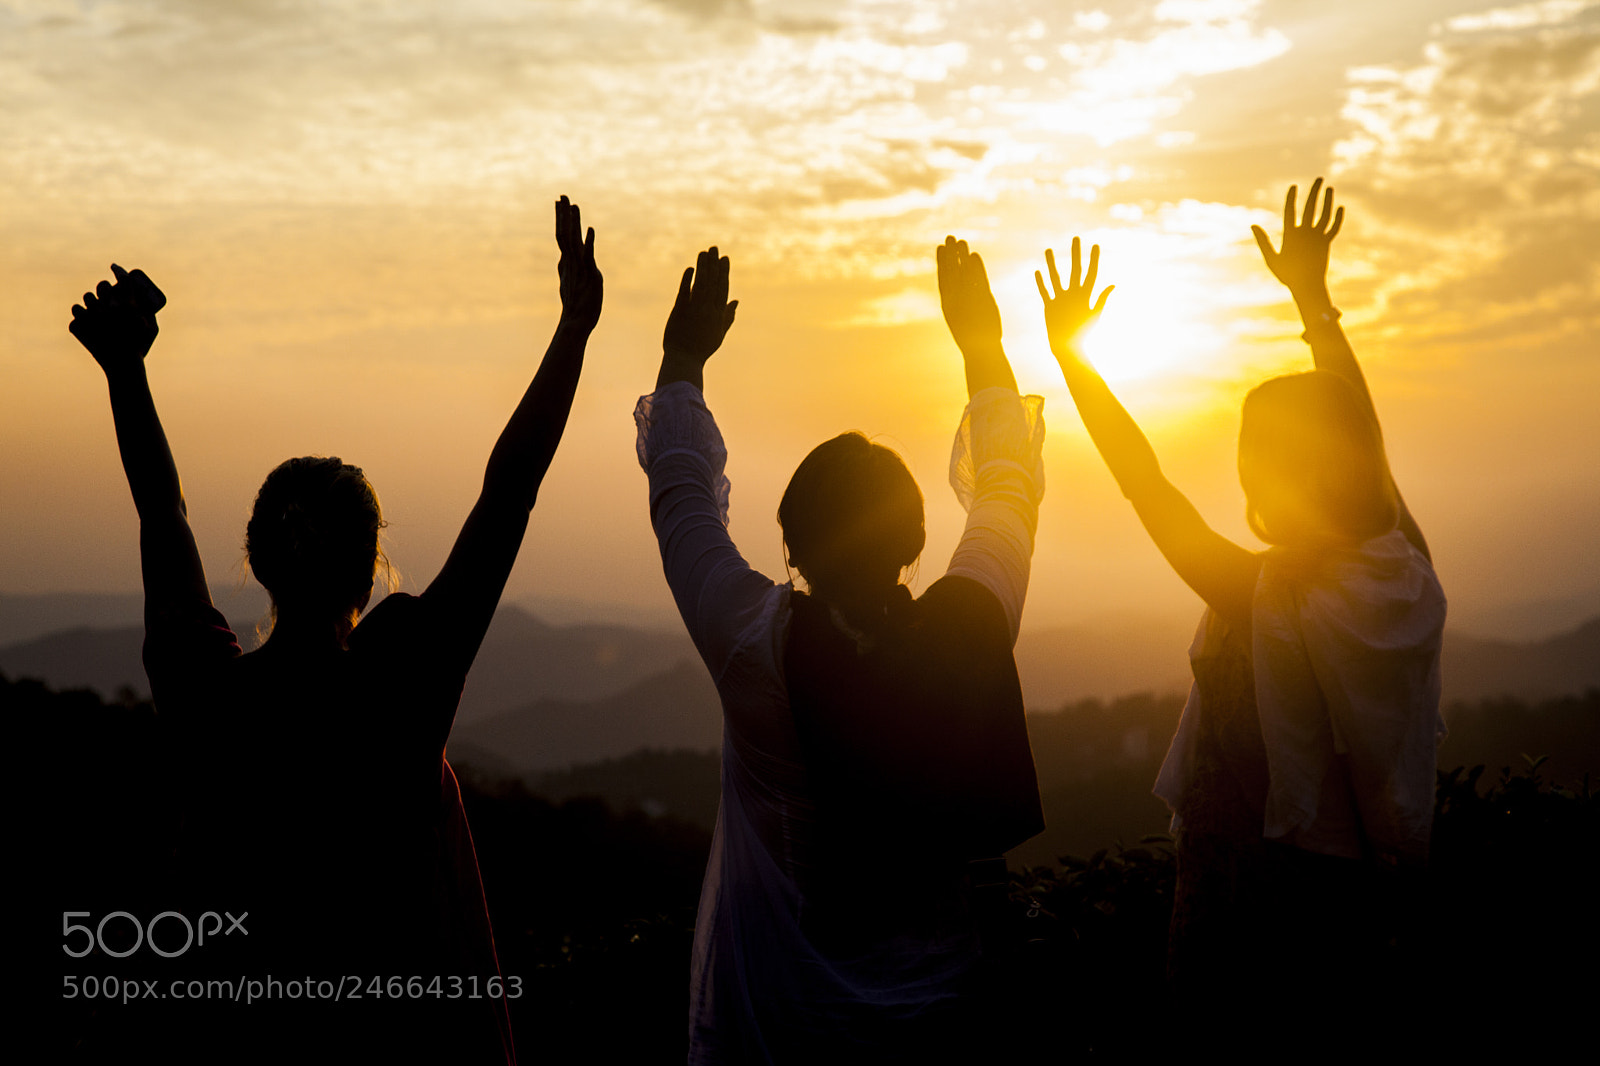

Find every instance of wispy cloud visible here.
[1332,1,1600,336]
[1442,0,1598,33]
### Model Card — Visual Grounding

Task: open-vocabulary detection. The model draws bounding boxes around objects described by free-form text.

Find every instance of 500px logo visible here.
[63,910,248,959]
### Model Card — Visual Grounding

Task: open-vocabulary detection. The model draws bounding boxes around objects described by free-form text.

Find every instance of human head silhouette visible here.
[778,432,926,598]
[245,456,387,639]
[1238,370,1398,548]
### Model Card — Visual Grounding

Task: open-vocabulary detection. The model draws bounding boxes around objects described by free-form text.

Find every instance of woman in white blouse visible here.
[635,240,1074,1063]
[1035,183,1445,1033]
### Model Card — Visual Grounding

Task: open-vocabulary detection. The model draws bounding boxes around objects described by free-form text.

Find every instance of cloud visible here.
[647,0,754,19]
[1043,0,1290,144]
[1330,3,1600,335]
[0,0,1306,297]
[1442,0,1598,33]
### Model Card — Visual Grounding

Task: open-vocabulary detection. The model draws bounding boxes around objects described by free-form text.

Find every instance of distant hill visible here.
[0,589,272,646]
[0,625,146,702]
[527,748,722,829]
[451,690,1600,869]
[0,602,698,723]
[1441,618,1600,702]
[450,659,722,773]
[0,593,144,645]
[454,605,698,725]
[1015,615,1195,706]
[5,600,1598,745]
[447,693,1189,862]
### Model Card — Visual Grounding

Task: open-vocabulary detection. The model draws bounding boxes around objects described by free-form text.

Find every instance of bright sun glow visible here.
[997,228,1232,388]
[1080,226,1235,384]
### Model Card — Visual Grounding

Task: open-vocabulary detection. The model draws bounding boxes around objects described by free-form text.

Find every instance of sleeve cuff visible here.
[635,382,732,527]
[949,389,1046,512]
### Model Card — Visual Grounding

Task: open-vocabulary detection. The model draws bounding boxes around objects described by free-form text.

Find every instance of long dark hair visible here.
[1238,370,1399,547]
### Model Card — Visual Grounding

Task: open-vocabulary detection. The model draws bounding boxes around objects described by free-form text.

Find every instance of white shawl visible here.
[1157,530,1446,865]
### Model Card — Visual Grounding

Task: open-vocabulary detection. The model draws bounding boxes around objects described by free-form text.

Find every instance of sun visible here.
[1076,234,1230,385]
[996,231,1231,389]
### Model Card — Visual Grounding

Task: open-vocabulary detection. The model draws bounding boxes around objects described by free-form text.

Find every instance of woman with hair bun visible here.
[637,240,1046,1063]
[1034,181,1445,1036]
[68,197,602,1064]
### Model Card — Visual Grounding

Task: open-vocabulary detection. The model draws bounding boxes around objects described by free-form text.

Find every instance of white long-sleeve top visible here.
[635,382,1044,1065]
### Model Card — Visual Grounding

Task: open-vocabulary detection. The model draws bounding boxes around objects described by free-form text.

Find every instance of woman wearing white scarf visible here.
[1035,180,1444,1033]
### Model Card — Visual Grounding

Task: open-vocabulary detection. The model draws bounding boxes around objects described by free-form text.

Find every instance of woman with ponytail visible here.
[68,197,602,1064]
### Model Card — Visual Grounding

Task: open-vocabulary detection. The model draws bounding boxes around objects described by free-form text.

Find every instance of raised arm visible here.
[936,236,1019,397]
[655,246,738,393]
[422,196,601,664]
[935,236,1040,641]
[70,266,212,615]
[1251,178,1428,559]
[1038,238,1260,632]
[640,248,777,676]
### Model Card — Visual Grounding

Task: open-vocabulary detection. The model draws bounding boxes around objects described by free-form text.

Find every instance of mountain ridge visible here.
[8,609,1596,776]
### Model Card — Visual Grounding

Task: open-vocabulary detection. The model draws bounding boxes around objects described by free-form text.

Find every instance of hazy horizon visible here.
[4,0,1597,638]
[3,580,1598,648]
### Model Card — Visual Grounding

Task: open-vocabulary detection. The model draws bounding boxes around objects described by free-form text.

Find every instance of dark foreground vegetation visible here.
[21,673,1596,1060]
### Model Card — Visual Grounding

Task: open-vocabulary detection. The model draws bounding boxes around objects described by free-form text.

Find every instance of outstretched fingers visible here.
[1042,237,1102,296]
[1302,177,1323,229]
[556,194,594,262]
[1258,179,1342,293]
[674,265,695,310]
[694,248,712,302]
[1038,237,1112,361]
[662,244,736,366]
[969,250,992,294]
[940,235,982,298]
[673,246,735,318]
[704,246,728,308]
[937,237,956,299]
[1251,224,1278,264]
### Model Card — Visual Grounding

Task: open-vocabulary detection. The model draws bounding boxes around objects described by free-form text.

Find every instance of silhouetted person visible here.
[68,197,602,1064]
[636,241,1044,1063]
[1035,181,1444,1045]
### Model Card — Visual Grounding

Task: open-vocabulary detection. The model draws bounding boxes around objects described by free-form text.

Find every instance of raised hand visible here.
[937,236,1002,356]
[69,264,165,378]
[1036,237,1113,366]
[1251,177,1343,301]
[658,247,737,391]
[555,195,602,333]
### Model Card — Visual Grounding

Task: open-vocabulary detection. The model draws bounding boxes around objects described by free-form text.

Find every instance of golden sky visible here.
[2,0,1597,637]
